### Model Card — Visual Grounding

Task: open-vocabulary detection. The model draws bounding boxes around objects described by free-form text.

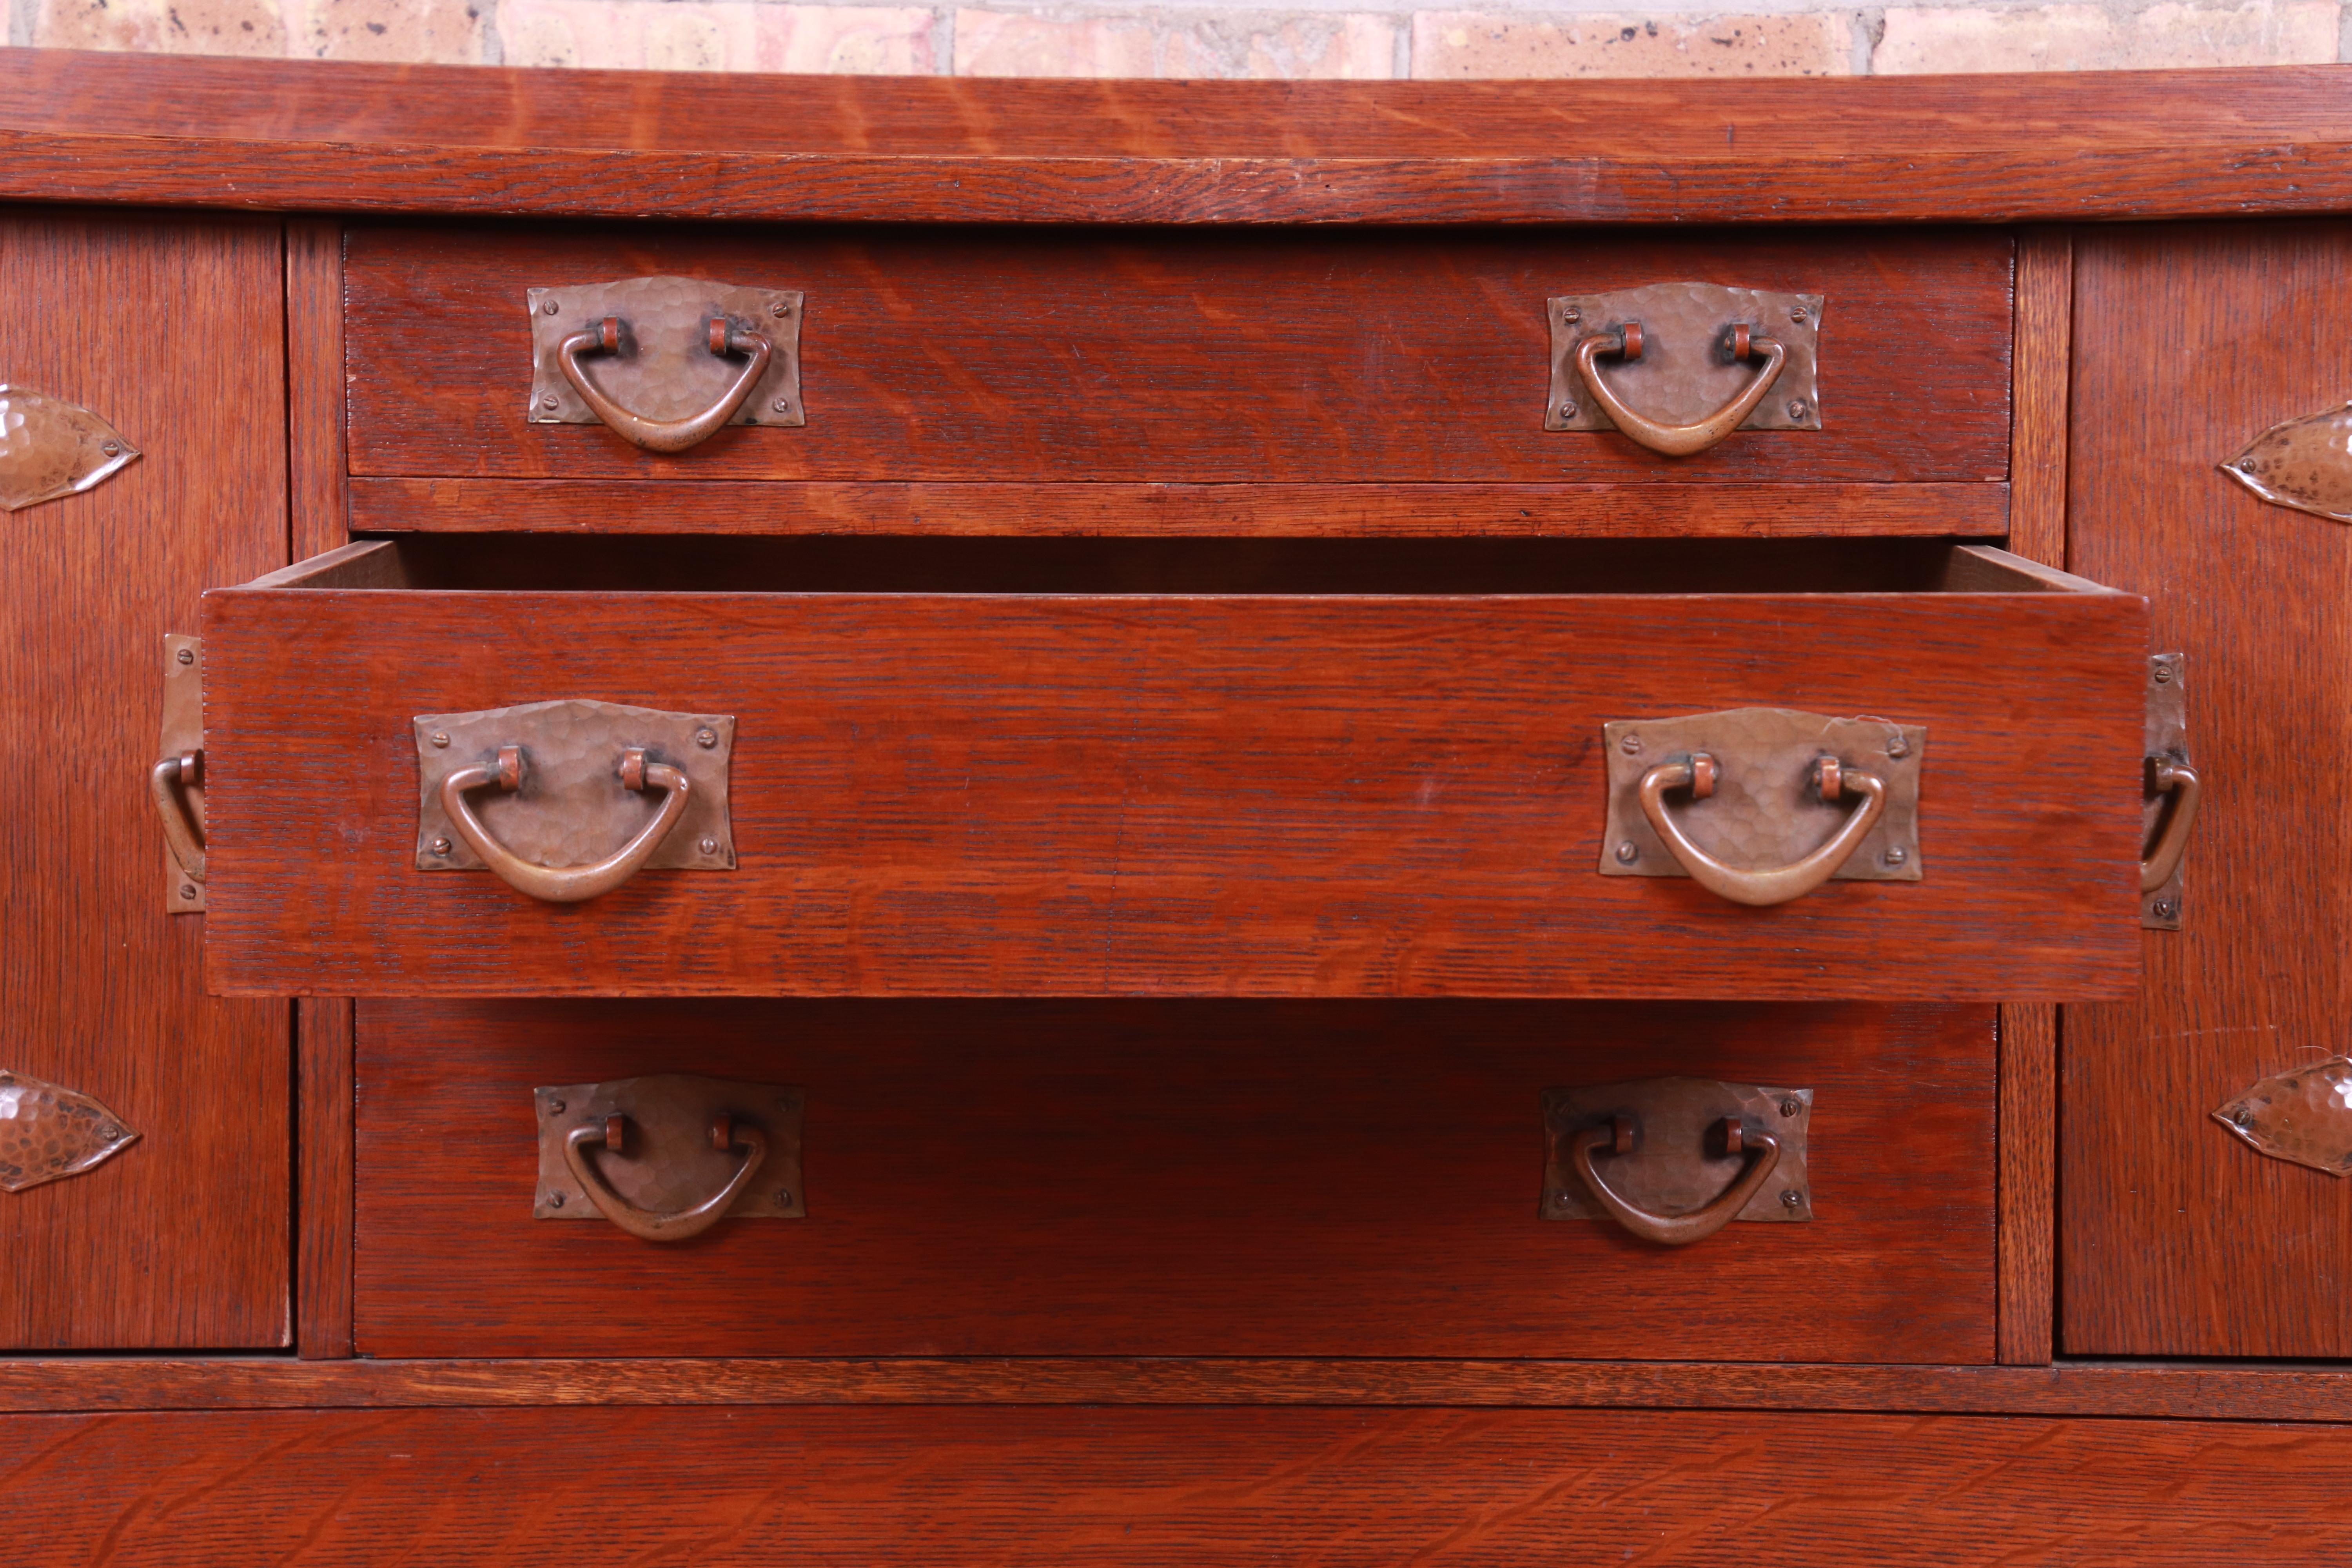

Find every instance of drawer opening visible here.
[255,535,2101,597]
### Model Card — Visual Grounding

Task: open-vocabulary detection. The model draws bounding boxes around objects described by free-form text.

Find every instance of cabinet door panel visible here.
[2064,221,2352,1355]
[0,212,289,1347]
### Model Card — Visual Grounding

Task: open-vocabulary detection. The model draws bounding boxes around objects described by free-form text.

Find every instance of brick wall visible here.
[18,0,2344,78]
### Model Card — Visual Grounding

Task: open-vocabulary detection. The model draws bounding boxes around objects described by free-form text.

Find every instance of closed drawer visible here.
[197,536,2143,1000]
[354,998,1993,1361]
[343,225,2015,539]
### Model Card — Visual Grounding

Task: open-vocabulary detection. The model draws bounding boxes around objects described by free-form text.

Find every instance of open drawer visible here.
[196,537,2145,998]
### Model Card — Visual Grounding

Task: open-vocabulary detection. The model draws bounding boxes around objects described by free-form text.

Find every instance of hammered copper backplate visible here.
[527,276,804,429]
[1599,708,1925,882]
[1543,1077,1812,1223]
[2143,652,2189,930]
[159,633,206,913]
[535,1074,804,1221]
[414,699,735,875]
[0,384,139,511]
[2213,1058,2352,1177]
[0,1069,139,1192]
[1546,283,1823,435]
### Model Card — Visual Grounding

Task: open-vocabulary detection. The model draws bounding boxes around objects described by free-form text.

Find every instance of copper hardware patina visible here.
[412,699,736,904]
[1547,284,1822,456]
[528,277,803,452]
[536,1074,804,1241]
[151,633,206,912]
[0,385,139,511]
[2141,652,2201,930]
[1600,708,1924,906]
[2214,1058,2352,1176]
[0,1069,139,1192]
[2222,399,2352,521]
[1544,1077,1812,1246]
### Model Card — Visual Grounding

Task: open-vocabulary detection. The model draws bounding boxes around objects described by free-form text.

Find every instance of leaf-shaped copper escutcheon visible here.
[2221,401,2352,523]
[0,385,139,512]
[0,1070,140,1191]
[2213,1056,2352,1176]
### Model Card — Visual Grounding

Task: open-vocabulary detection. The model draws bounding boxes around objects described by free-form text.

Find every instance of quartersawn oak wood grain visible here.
[349,479,2012,539]
[2064,223,2352,1357]
[343,225,2012,487]
[0,213,289,1349]
[18,1356,2352,1425]
[352,998,1993,1362]
[7,1407,2350,1564]
[10,53,2352,224]
[198,557,2145,998]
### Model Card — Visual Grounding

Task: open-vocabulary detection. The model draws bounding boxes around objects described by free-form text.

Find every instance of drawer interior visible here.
[264,535,2091,596]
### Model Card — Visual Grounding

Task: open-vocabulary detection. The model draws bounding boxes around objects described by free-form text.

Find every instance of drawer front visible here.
[354,999,1993,1361]
[200,554,2145,1000]
[343,225,2013,490]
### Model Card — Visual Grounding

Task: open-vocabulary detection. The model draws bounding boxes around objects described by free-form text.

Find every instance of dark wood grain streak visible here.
[353,999,1992,1362]
[2064,223,2352,1356]
[349,479,2010,539]
[344,226,2011,487]
[198,575,2145,999]
[1996,227,2071,1367]
[286,218,357,1361]
[5,1406,2350,1565]
[13,1357,2352,1424]
[11,54,2352,224]
[0,212,289,1348]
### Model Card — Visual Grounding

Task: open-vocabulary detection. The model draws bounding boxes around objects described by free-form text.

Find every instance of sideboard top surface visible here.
[8,49,2352,225]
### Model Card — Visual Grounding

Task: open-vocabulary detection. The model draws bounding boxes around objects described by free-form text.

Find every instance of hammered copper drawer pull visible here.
[560,314,773,454]
[564,1112,769,1243]
[442,743,691,904]
[1574,319,1789,457]
[1570,1113,1783,1247]
[1640,750,1885,907]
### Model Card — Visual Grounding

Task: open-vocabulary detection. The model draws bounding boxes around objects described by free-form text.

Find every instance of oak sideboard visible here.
[6,47,2352,1560]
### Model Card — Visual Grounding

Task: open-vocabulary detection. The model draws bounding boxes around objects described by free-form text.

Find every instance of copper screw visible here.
[176,647,195,665]
[773,399,791,413]
[1559,404,1578,420]
[1787,399,1809,420]
[1782,1190,1803,1207]
[771,302,789,316]
[543,300,559,315]
[102,441,120,456]
[431,837,452,856]
[1885,846,1908,867]
[1887,735,1909,758]
[549,1191,566,1208]
[1789,305,1808,323]
[695,727,718,748]
[1615,842,1639,864]
[180,884,197,900]
[776,1190,792,1205]
[548,1099,566,1113]
[1780,1099,1799,1116]
[541,394,559,410]
[2154,897,2180,919]
[1619,734,1642,755]
[699,836,719,855]
[431,732,450,748]
[2152,662,2175,684]
[1561,307,1581,323]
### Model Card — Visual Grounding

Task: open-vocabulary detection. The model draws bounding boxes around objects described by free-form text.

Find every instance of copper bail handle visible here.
[2142,759,2204,892]
[563,1116,769,1243]
[1573,321,1789,457]
[440,744,692,904]
[1568,1116,1783,1247]
[557,314,774,453]
[1637,751,1886,907]
[149,749,207,884]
